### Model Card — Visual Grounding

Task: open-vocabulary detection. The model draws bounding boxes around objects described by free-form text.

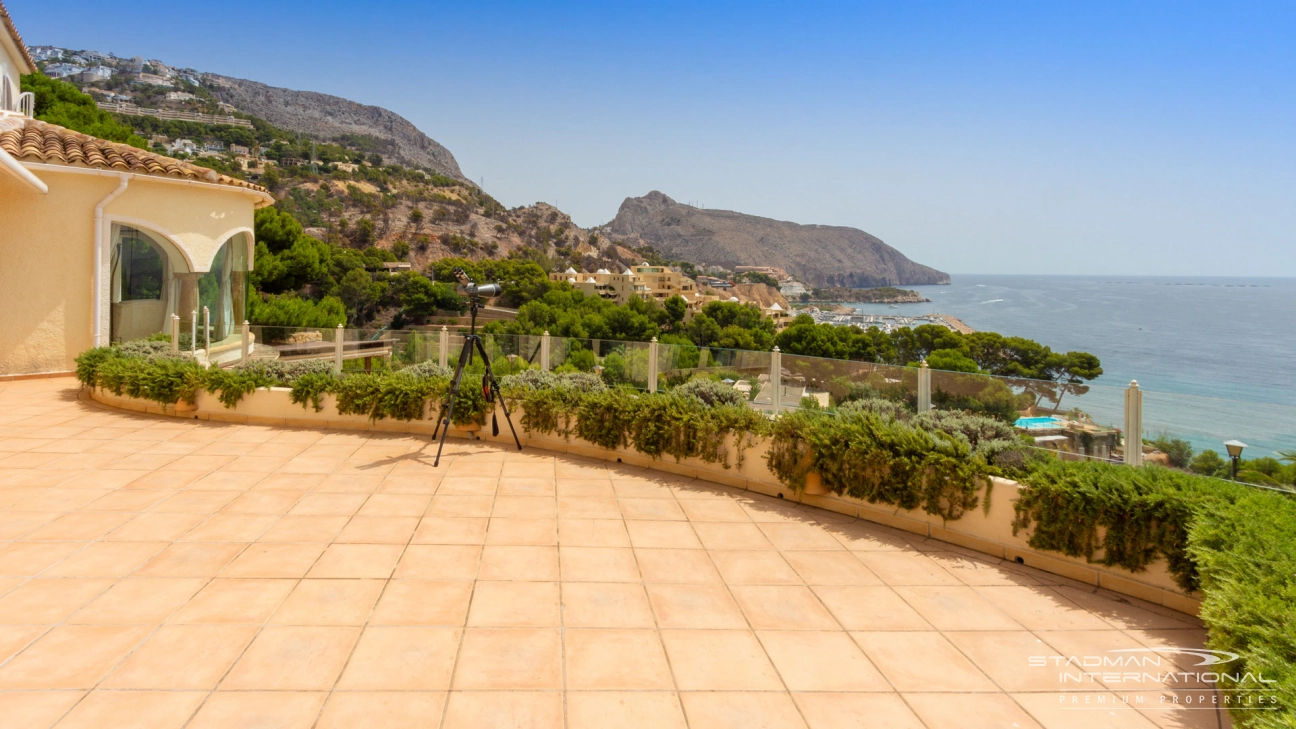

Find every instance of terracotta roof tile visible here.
[0,117,269,195]
[0,0,36,72]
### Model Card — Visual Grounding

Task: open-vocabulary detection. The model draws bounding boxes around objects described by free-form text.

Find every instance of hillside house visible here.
[134,72,173,87]
[779,280,809,298]
[763,301,790,327]
[43,62,83,78]
[73,65,113,83]
[734,265,788,280]
[72,49,112,64]
[29,44,59,61]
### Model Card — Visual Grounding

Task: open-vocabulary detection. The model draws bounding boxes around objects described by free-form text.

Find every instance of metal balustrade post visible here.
[540,331,551,371]
[240,321,250,364]
[334,324,344,373]
[770,346,782,413]
[439,326,450,367]
[170,314,180,353]
[1124,380,1144,466]
[648,337,659,392]
[917,360,932,412]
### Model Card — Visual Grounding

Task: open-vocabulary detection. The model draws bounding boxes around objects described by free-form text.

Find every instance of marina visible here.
[806,310,974,334]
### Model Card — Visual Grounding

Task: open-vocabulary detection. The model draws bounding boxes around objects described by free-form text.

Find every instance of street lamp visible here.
[1224,440,1247,480]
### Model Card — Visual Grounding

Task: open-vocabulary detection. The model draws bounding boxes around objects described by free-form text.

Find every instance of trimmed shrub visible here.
[672,377,748,408]
[402,360,454,379]
[766,408,989,521]
[1190,488,1296,728]
[499,369,606,393]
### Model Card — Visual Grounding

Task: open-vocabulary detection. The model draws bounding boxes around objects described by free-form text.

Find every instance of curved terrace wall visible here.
[89,384,1200,615]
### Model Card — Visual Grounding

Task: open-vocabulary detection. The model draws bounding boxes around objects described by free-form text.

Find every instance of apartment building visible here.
[550,265,714,309]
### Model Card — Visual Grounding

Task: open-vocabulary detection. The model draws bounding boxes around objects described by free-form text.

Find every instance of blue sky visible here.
[14,0,1296,275]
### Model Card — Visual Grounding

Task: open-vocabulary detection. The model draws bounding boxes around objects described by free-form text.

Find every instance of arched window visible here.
[110,225,189,343]
[118,232,165,301]
[196,234,250,343]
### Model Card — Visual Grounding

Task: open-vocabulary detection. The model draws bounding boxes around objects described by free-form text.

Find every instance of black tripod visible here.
[430,294,522,466]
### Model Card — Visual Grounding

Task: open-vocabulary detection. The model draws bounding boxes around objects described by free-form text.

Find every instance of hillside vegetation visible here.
[20,74,146,147]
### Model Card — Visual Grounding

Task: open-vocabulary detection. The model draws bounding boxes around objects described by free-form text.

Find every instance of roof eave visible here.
[20,160,274,206]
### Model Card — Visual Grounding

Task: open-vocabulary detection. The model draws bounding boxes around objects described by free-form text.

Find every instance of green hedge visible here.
[765,407,997,521]
[505,383,768,469]
[1191,488,1296,727]
[1014,460,1295,727]
[76,346,205,406]
[1012,460,1210,590]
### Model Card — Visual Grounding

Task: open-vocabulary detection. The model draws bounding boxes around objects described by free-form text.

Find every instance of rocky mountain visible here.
[603,191,949,288]
[204,74,466,181]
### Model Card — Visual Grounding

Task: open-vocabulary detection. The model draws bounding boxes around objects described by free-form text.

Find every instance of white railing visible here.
[17,91,34,118]
[198,323,1295,465]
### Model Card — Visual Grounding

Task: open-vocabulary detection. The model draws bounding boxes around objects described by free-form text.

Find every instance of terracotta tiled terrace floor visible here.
[0,378,1229,729]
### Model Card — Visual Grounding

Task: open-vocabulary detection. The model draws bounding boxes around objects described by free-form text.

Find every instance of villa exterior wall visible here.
[0,168,258,376]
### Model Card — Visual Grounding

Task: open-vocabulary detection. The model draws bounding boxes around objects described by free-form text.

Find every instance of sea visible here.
[836,275,1296,458]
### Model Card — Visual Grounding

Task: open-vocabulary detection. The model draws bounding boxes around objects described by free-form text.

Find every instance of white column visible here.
[1124,380,1144,466]
[334,324,345,373]
[917,360,932,412]
[439,326,450,367]
[648,337,659,393]
[190,310,198,355]
[240,320,250,364]
[770,346,782,413]
[202,306,210,354]
[170,314,180,353]
[540,331,551,371]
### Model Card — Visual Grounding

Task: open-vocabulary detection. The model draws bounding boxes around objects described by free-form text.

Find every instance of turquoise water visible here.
[839,275,1296,457]
[1015,416,1066,430]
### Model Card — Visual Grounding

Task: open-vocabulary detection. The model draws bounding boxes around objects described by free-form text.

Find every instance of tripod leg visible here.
[433,337,475,467]
[432,342,469,439]
[474,337,523,452]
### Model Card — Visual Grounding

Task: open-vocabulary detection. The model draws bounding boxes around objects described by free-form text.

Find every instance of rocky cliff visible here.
[604,191,949,288]
[204,74,466,181]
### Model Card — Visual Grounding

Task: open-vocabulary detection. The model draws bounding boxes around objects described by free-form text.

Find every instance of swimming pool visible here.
[1015,416,1066,429]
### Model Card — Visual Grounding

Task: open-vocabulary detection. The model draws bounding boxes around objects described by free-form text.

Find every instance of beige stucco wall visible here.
[0,166,262,376]
[1,34,28,104]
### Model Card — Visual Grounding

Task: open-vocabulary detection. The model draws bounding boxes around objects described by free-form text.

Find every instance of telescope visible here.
[430,266,523,466]
[452,267,502,298]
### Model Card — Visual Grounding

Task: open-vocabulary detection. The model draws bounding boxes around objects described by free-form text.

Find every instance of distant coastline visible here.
[808,286,930,304]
